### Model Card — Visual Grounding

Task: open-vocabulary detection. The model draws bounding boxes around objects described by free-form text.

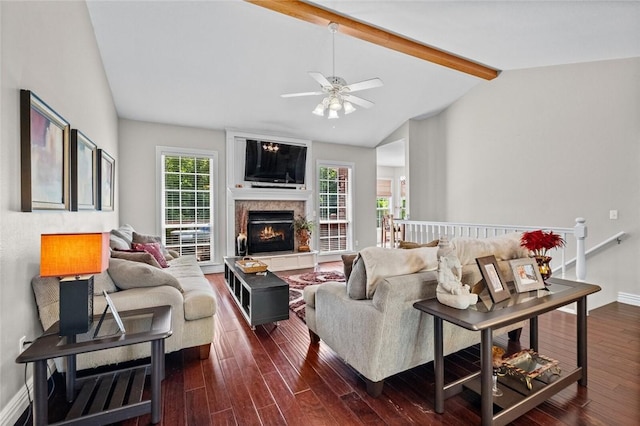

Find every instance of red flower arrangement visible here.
[520,230,565,257]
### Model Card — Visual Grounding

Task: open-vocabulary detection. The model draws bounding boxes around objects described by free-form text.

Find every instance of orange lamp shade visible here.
[40,232,110,277]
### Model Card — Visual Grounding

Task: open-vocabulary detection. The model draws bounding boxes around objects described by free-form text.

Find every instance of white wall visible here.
[0,1,118,421]
[419,57,640,308]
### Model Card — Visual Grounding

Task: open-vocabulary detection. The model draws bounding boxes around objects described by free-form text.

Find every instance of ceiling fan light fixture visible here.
[329,96,342,111]
[343,101,356,114]
[328,109,339,119]
[312,103,325,116]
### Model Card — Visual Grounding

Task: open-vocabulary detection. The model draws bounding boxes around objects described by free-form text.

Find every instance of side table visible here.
[16,305,172,426]
[414,278,600,426]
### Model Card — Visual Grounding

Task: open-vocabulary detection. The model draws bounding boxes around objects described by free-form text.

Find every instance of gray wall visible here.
[415,57,640,308]
[312,141,378,252]
[118,119,227,263]
[0,0,118,417]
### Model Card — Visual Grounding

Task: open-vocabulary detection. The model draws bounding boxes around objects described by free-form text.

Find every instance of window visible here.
[376,178,392,227]
[157,147,217,263]
[318,163,353,253]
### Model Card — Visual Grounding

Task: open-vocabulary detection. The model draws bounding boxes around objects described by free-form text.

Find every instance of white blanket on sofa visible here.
[359,246,439,298]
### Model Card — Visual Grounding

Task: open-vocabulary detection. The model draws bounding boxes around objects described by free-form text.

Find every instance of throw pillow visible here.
[111,250,161,268]
[398,239,439,249]
[132,232,173,260]
[109,233,130,251]
[111,224,135,246]
[132,242,169,268]
[107,258,183,293]
[341,254,358,281]
[346,254,367,300]
[452,233,528,266]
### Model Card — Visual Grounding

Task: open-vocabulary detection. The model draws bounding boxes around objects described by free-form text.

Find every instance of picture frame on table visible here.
[97,149,115,211]
[70,130,97,211]
[510,258,546,293]
[476,255,511,303]
[20,89,70,211]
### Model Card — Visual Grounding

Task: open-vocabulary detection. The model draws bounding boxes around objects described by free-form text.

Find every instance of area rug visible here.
[282,271,345,322]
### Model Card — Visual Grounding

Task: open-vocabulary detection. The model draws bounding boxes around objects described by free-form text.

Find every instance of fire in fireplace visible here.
[247,210,294,254]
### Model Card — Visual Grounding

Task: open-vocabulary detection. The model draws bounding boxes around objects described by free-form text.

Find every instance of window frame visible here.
[316,160,354,254]
[156,146,218,265]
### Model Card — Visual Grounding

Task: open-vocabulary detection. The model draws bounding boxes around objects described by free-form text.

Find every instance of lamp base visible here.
[59,275,94,336]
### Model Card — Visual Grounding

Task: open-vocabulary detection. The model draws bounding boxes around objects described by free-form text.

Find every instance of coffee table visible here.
[224,257,289,329]
[413,277,600,426]
[16,305,172,426]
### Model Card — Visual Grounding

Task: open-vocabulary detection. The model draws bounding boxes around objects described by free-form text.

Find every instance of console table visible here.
[16,305,172,426]
[224,257,289,329]
[414,277,600,426]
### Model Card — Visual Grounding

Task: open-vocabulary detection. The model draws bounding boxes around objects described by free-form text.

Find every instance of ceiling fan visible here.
[281,22,383,119]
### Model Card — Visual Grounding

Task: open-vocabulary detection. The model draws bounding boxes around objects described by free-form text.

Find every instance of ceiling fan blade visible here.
[281,91,324,98]
[344,78,383,93]
[309,72,333,88]
[344,94,374,109]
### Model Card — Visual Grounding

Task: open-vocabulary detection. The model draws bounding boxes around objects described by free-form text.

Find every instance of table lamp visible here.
[40,232,110,336]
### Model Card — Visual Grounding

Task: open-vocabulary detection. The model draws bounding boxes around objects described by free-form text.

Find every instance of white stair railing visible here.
[396,217,588,281]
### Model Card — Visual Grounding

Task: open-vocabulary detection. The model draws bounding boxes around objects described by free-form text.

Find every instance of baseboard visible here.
[0,359,56,426]
[618,292,640,306]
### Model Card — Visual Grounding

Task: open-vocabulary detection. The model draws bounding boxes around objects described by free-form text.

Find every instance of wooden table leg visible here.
[33,360,48,426]
[151,339,164,424]
[481,328,493,426]
[577,296,588,386]
[433,316,444,414]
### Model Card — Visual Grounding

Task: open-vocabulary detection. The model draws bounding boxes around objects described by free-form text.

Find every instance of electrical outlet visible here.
[18,336,26,355]
[609,210,618,220]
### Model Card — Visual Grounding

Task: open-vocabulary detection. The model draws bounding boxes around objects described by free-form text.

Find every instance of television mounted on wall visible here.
[244,139,307,185]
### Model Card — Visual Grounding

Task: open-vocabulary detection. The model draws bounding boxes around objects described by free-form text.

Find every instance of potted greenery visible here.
[292,215,315,252]
[520,230,565,281]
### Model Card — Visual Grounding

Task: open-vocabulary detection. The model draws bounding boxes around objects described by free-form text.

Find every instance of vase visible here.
[534,255,552,282]
[297,229,311,252]
[237,233,247,256]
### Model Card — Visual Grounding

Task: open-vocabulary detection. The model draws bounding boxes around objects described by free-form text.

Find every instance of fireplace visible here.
[247,210,294,254]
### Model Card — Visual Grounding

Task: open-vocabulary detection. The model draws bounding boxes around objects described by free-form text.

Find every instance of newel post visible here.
[574,217,587,281]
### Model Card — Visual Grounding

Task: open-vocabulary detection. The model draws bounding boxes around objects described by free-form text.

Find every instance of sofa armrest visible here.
[93,285,185,324]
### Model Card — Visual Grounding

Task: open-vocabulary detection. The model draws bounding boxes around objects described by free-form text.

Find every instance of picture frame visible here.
[510,258,546,293]
[20,90,70,211]
[94,290,126,338]
[97,149,115,211]
[476,255,511,303]
[70,130,97,211]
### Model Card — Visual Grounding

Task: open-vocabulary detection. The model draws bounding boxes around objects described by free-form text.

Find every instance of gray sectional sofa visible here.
[31,225,217,371]
[303,233,528,396]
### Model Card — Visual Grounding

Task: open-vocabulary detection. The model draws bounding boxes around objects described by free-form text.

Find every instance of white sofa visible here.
[303,233,527,396]
[31,225,217,371]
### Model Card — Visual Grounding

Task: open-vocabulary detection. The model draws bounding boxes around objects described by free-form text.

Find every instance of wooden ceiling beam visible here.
[246,0,499,80]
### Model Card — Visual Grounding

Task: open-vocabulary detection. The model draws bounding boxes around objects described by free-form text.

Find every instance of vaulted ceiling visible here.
[87,0,640,149]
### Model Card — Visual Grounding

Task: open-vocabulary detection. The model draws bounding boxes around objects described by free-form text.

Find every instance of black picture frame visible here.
[70,130,97,211]
[97,149,115,211]
[510,258,546,293]
[20,89,70,211]
[476,255,511,303]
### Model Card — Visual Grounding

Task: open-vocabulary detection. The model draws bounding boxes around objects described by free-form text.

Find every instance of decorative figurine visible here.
[436,236,478,309]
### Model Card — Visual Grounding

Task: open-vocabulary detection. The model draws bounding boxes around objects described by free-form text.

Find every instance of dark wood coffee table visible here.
[16,305,172,426]
[414,277,600,426]
[224,257,289,329]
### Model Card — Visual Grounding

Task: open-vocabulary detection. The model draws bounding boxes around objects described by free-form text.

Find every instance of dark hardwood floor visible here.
[19,263,640,425]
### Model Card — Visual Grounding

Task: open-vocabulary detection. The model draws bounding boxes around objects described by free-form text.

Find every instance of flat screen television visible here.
[244,140,307,185]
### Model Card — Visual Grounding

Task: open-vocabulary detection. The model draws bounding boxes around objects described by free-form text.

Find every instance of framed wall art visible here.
[476,255,511,303]
[70,130,97,211]
[20,89,70,211]
[97,149,115,211]
[510,258,546,293]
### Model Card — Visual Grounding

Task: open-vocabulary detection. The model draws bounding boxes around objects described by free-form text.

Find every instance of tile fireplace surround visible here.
[226,187,315,257]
